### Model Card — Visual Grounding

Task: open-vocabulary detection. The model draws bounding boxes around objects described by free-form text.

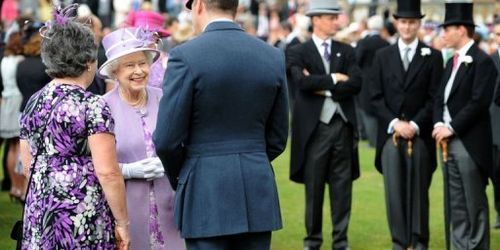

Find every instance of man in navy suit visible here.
[153,0,289,249]
[434,1,498,249]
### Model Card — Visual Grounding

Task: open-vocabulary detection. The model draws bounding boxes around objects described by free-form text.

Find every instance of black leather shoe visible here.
[303,246,320,250]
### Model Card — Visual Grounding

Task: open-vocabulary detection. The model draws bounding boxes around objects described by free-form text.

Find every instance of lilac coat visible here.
[103,86,184,250]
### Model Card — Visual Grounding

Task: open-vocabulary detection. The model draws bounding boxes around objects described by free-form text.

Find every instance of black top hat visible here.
[393,0,425,19]
[441,1,475,27]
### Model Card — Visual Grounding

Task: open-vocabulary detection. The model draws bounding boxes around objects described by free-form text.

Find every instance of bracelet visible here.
[115,220,130,228]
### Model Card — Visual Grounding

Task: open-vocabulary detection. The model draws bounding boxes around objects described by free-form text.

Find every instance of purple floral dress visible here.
[19,82,116,249]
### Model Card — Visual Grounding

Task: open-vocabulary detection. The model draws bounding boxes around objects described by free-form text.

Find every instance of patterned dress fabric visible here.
[19,82,116,249]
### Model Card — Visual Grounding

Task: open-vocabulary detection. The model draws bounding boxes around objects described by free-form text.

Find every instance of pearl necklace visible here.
[119,87,147,108]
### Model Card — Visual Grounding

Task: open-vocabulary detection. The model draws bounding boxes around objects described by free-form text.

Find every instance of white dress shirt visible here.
[398,38,418,63]
[387,38,420,134]
[435,39,475,131]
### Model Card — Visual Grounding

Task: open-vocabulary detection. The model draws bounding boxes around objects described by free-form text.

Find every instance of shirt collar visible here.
[456,39,475,57]
[312,34,332,49]
[203,18,234,32]
[398,38,419,53]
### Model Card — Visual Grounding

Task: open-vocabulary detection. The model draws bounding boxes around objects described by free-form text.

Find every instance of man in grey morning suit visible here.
[433,1,498,249]
[287,0,362,249]
[153,0,289,249]
[370,0,443,249]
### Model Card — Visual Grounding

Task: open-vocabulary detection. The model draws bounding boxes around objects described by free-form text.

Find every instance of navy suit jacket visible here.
[153,21,289,238]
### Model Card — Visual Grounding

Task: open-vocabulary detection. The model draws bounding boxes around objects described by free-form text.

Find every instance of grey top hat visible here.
[306,0,342,17]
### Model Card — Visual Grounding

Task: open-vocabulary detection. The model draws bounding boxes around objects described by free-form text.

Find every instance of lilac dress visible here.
[19,82,116,249]
[103,86,184,250]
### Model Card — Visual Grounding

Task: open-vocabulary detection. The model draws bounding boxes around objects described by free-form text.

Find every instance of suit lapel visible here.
[389,45,405,85]
[404,42,425,89]
[442,59,453,88]
[493,52,500,71]
[305,39,327,74]
[329,41,341,73]
[448,45,476,99]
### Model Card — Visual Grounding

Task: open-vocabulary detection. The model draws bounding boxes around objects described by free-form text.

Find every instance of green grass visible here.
[1,141,499,249]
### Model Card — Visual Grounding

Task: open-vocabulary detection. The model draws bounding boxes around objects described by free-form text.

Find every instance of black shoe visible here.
[303,247,320,250]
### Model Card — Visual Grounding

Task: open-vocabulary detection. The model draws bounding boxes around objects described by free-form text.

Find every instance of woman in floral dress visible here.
[18,5,130,249]
[98,27,184,250]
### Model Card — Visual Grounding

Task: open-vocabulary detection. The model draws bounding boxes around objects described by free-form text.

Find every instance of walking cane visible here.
[438,139,450,250]
[393,133,414,250]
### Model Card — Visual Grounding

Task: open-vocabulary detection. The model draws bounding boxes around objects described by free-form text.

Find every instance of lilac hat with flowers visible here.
[97,27,161,79]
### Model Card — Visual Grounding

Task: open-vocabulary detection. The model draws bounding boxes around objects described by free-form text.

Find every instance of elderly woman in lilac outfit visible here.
[125,10,170,89]
[98,28,184,250]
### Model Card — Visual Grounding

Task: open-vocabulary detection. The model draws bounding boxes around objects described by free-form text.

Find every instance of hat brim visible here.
[439,20,476,28]
[393,13,425,19]
[306,9,342,17]
[97,48,161,79]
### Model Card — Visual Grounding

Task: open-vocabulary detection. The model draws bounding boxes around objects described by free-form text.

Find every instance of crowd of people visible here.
[0,0,500,249]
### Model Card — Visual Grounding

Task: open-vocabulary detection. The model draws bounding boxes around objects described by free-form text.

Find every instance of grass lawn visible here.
[1,141,499,249]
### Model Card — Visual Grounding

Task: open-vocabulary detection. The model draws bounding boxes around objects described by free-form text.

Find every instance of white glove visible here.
[120,157,165,180]
[145,157,165,181]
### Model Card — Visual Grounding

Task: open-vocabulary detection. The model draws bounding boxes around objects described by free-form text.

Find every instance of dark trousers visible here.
[442,139,489,250]
[1,139,11,191]
[358,108,377,148]
[492,145,500,216]
[185,231,271,250]
[303,116,353,250]
[381,137,432,250]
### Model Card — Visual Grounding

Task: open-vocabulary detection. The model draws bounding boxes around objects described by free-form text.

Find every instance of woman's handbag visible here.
[10,220,23,249]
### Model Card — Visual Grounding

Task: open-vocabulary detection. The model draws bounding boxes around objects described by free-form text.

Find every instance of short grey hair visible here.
[105,51,156,79]
[41,21,98,78]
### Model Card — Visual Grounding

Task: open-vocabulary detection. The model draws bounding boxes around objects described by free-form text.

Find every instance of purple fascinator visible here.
[39,4,79,39]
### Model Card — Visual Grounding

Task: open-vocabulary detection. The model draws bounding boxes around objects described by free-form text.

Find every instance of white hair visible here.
[105,51,156,79]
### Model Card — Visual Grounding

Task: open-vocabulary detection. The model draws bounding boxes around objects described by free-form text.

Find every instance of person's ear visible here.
[195,0,204,15]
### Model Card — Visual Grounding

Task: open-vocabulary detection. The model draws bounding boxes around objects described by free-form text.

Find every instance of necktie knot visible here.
[452,53,459,69]
[322,42,330,62]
